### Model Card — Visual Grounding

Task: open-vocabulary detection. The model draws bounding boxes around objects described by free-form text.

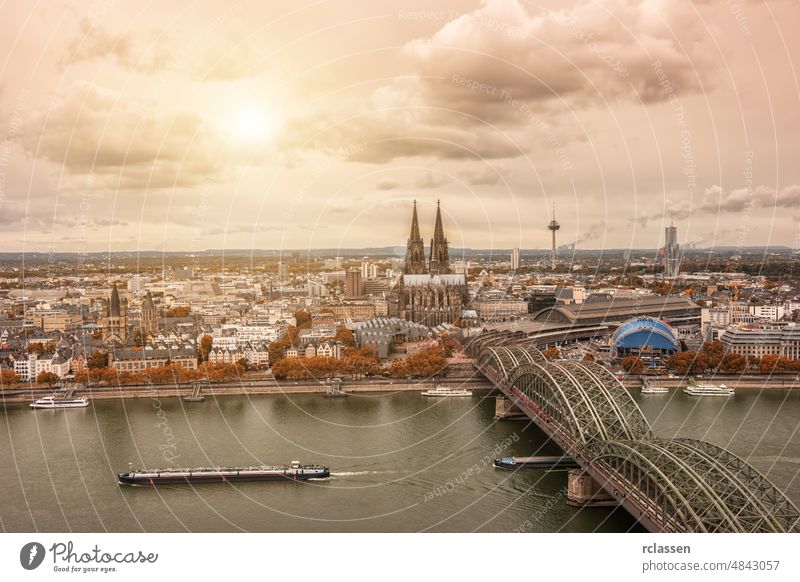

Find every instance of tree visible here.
[542,348,561,361]
[701,340,725,371]
[295,309,311,329]
[1,369,20,387]
[334,326,356,348]
[87,351,109,369]
[199,335,213,362]
[665,351,708,375]
[620,356,645,375]
[583,353,595,363]
[719,353,747,374]
[165,306,190,318]
[759,355,780,374]
[36,371,60,387]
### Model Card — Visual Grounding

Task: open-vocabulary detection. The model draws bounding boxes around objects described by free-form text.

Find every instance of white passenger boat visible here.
[421,385,472,397]
[641,385,669,394]
[30,395,89,409]
[683,380,734,396]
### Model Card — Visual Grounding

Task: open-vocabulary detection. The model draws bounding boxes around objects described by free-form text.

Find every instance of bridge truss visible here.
[474,339,800,533]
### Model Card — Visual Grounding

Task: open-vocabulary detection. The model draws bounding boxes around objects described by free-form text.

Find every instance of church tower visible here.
[141,291,158,336]
[428,199,450,275]
[404,200,426,274]
[102,282,128,344]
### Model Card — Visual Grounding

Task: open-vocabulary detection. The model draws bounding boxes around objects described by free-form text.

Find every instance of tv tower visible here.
[548,203,560,270]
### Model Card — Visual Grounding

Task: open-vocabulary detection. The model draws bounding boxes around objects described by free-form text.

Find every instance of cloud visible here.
[61,19,266,80]
[415,172,449,189]
[376,179,400,190]
[18,82,225,189]
[459,166,508,186]
[277,0,712,165]
[405,0,713,123]
[634,184,800,227]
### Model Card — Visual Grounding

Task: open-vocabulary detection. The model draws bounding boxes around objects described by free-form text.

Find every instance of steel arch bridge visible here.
[589,439,800,533]
[474,343,800,532]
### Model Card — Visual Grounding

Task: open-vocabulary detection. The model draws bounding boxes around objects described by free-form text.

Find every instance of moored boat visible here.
[421,385,472,397]
[118,460,330,485]
[684,380,734,396]
[30,395,89,409]
[641,384,668,394]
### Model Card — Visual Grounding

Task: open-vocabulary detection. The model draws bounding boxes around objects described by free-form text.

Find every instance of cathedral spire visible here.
[409,199,421,241]
[429,199,450,274]
[404,200,426,274]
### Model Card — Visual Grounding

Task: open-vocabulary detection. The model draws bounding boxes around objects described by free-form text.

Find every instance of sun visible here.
[226,106,283,143]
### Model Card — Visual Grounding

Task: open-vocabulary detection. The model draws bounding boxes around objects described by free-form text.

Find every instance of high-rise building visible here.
[664,222,680,278]
[346,269,364,297]
[511,247,520,271]
[547,204,560,270]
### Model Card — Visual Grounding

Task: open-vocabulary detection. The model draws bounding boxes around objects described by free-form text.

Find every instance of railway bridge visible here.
[467,333,800,533]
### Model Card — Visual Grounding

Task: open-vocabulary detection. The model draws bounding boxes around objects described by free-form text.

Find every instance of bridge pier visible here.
[494,396,526,420]
[566,470,617,507]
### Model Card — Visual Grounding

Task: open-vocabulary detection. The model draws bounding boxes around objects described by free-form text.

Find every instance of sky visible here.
[0,0,799,254]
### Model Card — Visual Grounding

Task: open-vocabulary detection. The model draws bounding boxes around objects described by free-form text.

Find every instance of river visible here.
[1,388,798,532]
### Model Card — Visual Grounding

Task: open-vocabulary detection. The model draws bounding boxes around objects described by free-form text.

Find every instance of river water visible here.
[1,388,798,532]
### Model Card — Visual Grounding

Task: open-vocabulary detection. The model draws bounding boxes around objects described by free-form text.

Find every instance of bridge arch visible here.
[589,439,800,533]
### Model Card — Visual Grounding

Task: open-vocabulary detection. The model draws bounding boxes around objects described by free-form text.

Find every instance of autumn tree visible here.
[334,326,356,348]
[0,369,19,387]
[620,356,645,375]
[295,309,312,329]
[165,306,191,317]
[199,334,214,362]
[701,340,725,371]
[542,348,561,361]
[665,352,708,375]
[36,371,59,387]
[87,351,109,369]
[719,353,747,374]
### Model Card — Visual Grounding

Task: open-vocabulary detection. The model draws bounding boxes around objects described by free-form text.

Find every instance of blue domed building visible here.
[611,317,679,359]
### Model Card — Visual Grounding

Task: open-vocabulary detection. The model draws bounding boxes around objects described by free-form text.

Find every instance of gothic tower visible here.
[102,282,128,344]
[141,291,158,336]
[428,199,450,275]
[404,200,426,274]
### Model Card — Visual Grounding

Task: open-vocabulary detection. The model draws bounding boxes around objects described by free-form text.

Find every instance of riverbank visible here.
[0,376,495,404]
[621,374,800,390]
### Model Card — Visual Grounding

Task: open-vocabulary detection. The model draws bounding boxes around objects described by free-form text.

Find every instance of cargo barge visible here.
[118,461,330,485]
[493,456,580,470]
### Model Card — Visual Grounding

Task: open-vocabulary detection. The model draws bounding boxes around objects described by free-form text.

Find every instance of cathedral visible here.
[101,283,128,344]
[397,200,469,326]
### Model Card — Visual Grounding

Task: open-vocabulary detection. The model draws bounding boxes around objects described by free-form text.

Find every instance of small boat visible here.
[493,456,580,470]
[30,395,89,409]
[684,380,734,396]
[421,385,472,397]
[641,380,668,394]
[118,460,330,485]
[324,377,349,398]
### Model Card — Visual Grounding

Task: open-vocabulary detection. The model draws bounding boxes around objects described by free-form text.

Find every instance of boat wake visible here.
[331,470,399,477]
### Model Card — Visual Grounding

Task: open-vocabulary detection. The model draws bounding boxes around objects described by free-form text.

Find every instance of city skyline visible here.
[1,0,799,254]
